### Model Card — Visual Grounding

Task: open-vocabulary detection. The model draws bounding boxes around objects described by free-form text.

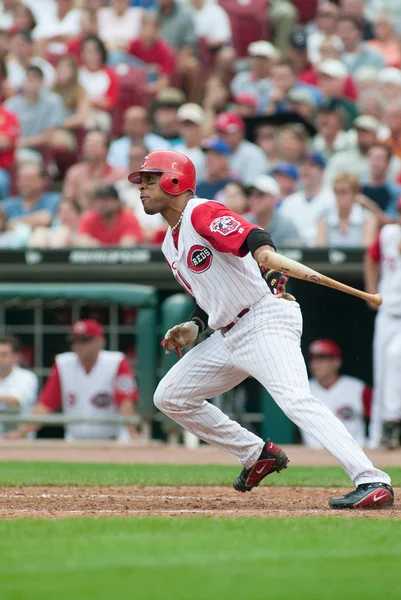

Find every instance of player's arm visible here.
[364,232,381,304]
[3,365,61,439]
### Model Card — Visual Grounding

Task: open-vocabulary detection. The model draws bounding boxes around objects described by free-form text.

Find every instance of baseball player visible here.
[365,197,401,449]
[129,150,393,509]
[302,339,371,448]
[6,320,138,441]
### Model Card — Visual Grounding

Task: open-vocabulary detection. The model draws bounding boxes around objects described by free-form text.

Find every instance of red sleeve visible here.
[113,357,139,405]
[343,75,358,101]
[367,231,381,263]
[121,213,144,243]
[91,68,119,111]
[39,364,62,411]
[77,212,96,235]
[362,385,373,420]
[127,39,139,56]
[2,111,20,142]
[191,202,258,256]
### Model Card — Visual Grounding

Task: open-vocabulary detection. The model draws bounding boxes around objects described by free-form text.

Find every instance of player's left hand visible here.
[161,321,199,357]
[260,267,296,301]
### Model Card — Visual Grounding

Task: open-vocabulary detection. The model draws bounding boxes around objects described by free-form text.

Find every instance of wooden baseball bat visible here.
[257,249,382,308]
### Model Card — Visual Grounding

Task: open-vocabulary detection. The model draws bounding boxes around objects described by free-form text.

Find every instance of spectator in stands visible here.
[231,41,277,109]
[316,172,376,248]
[382,100,401,161]
[51,53,89,129]
[76,184,143,247]
[63,129,126,209]
[301,338,370,448]
[152,87,185,146]
[0,207,31,248]
[29,198,81,248]
[271,163,299,200]
[32,0,82,57]
[376,68,401,104]
[248,175,301,247]
[189,0,232,58]
[65,8,99,59]
[255,124,279,167]
[158,0,200,101]
[0,335,38,436]
[286,87,317,123]
[0,57,12,102]
[341,0,374,40]
[203,74,230,124]
[2,162,60,229]
[97,0,143,53]
[5,65,64,153]
[78,35,120,132]
[5,320,138,441]
[324,115,382,185]
[7,31,55,92]
[279,151,335,247]
[196,136,234,200]
[312,99,356,161]
[108,106,169,170]
[268,0,298,51]
[287,27,313,81]
[367,14,401,67]
[176,103,206,181]
[307,2,341,65]
[11,3,37,35]
[357,91,385,125]
[115,140,165,241]
[221,181,248,215]
[214,112,268,186]
[127,12,175,94]
[231,94,259,119]
[276,124,309,168]
[362,143,401,219]
[365,0,401,35]
[316,60,358,128]
[0,102,19,200]
[338,16,385,76]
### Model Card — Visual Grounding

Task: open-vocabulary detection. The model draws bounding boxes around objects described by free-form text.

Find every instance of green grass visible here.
[0,517,400,600]
[0,461,400,487]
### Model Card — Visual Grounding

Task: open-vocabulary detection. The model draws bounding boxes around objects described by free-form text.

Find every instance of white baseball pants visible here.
[155,296,390,486]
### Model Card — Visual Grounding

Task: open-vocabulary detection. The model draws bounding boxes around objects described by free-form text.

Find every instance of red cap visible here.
[215,111,245,133]
[234,93,259,109]
[308,339,342,358]
[71,319,104,339]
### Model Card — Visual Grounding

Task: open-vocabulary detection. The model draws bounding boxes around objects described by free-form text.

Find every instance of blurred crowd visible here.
[1,0,401,249]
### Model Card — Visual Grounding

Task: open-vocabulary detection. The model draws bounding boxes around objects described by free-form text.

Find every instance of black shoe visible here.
[329,482,394,509]
[233,440,289,493]
[381,422,400,450]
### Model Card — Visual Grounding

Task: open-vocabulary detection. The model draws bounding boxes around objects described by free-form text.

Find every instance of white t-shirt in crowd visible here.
[32,6,81,40]
[97,7,143,44]
[0,366,39,435]
[193,3,232,44]
[302,375,367,448]
[7,57,56,91]
[279,187,335,246]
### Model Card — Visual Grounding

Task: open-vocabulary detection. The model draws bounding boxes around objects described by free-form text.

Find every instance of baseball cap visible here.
[318,59,348,79]
[286,87,316,106]
[353,115,380,133]
[248,40,278,60]
[94,184,119,200]
[177,103,205,125]
[154,87,185,108]
[377,67,401,87]
[234,93,259,109]
[308,339,342,359]
[289,27,307,50]
[215,111,245,133]
[202,136,232,156]
[252,175,280,196]
[272,163,299,181]
[301,150,326,169]
[70,320,104,340]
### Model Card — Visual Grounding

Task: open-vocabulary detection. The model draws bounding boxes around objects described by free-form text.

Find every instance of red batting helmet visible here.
[128,150,196,195]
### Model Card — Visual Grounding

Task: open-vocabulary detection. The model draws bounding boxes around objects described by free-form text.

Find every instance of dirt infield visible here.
[0,442,400,519]
[0,486,400,519]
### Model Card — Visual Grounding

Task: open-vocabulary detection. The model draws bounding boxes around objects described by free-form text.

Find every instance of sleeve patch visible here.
[115,375,136,395]
[209,216,241,236]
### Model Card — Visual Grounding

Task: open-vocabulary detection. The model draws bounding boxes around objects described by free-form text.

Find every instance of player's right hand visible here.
[161,321,199,357]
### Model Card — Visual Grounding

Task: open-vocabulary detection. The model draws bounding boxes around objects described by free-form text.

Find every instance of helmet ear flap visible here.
[159,173,182,195]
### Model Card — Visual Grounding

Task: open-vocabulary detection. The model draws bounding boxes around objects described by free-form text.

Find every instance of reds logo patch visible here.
[187,245,213,273]
[337,406,355,420]
[91,392,113,408]
[115,375,136,395]
[210,216,240,236]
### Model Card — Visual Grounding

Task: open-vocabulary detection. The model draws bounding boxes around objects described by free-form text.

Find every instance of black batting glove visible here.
[259,266,289,296]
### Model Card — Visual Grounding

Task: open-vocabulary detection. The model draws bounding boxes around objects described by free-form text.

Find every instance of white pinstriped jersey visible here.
[371,224,401,316]
[162,198,273,330]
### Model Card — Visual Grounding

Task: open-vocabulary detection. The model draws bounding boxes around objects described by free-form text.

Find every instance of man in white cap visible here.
[175,103,206,181]
[247,175,301,247]
[325,115,401,185]
[230,41,278,107]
